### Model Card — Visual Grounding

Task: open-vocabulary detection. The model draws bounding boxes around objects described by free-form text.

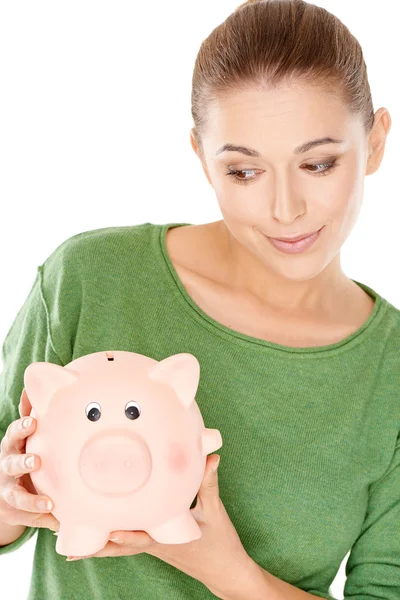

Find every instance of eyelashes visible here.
[225,159,339,186]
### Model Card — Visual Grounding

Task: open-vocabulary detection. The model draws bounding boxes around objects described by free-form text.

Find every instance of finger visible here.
[67,544,116,561]
[0,417,36,456]
[109,530,153,548]
[1,451,40,479]
[3,481,54,514]
[4,502,59,531]
[67,540,142,561]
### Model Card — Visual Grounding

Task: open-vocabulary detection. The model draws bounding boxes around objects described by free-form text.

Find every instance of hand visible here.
[0,388,60,533]
[66,455,255,597]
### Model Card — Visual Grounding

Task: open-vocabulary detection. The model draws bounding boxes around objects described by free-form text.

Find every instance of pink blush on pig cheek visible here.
[167,442,189,474]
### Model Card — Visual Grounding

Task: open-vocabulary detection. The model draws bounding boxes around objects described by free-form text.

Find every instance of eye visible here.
[125,401,141,420]
[225,168,262,186]
[304,159,339,177]
[225,158,339,186]
[86,402,101,422]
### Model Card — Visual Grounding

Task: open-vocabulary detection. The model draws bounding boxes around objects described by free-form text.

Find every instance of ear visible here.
[366,107,392,175]
[189,128,213,187]
[24,362,79,417]
[147,353,200,409]
[190,128,200,156]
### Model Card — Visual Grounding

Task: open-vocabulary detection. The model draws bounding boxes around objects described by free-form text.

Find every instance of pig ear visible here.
[24,362,79,416]
[147,353,200,409]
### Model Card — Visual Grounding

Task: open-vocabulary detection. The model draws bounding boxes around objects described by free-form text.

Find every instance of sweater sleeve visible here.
[342,431,400,599]
[308,431,400,600]
[0,246,76,555]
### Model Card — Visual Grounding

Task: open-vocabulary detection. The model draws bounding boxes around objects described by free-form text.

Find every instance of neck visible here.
[215,219,351,315]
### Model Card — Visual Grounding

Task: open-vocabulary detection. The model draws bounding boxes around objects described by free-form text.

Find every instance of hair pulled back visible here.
[191,0,374,158]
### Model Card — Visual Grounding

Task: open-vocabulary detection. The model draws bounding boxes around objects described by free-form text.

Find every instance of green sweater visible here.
[1,222,400,600]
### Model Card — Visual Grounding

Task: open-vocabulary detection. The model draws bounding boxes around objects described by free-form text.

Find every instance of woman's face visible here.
[191,83,390,285]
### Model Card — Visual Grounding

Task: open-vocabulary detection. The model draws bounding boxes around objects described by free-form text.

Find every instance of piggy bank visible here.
[24,350,222,557]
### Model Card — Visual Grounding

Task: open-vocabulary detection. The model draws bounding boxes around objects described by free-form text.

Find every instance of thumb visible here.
[199,455,220,494]
[19,388,32,418]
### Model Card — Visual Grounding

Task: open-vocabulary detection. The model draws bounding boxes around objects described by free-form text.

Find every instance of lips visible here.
[265,227,323,254]
[270,228,321,242]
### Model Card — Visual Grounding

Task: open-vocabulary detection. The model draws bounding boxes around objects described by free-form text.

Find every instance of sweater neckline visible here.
[158,222,388,355]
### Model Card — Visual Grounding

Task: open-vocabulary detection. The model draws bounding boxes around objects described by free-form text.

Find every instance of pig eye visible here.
[125,401,141,420]
[86,402,101,422]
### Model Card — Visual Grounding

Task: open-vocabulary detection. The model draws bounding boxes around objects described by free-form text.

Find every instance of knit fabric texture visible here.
[1,222,400,600]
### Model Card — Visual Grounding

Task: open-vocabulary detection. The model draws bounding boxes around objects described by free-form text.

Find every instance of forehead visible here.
[205,84,357,150]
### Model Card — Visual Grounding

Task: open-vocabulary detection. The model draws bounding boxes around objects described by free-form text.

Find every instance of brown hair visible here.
[191,0,374,159]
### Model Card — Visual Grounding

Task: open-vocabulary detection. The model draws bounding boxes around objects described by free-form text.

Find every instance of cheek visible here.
[221,187,263,214]
[326,178,363,225]
[167,441,190,474]
[330,157,365,214]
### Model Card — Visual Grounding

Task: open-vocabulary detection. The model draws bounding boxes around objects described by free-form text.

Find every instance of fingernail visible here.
[66,557,81,561]
[25,455,35,469]
[20,417,32,430]
[110,537,121,543]
[37,499,53,511]
[212,456,220,472]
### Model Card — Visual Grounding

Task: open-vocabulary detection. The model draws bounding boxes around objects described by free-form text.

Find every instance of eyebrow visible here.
[215,137,345,157]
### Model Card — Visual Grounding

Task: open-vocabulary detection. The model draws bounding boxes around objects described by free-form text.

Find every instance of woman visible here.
[0,1,398,599]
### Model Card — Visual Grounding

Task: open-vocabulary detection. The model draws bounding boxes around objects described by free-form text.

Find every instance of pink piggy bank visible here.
[24,349,222,557]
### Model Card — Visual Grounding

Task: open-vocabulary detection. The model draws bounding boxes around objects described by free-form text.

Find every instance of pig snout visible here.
[79,432,152,495]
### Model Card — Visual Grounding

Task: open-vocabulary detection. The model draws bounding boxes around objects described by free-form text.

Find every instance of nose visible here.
[79,431,152,495]
[271,172,306,223]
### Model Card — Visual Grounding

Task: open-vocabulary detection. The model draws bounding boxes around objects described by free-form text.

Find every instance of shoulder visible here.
[382,300,400,337]
[35,223,162,362]
[374,300,400,392]
[40,222,157,274]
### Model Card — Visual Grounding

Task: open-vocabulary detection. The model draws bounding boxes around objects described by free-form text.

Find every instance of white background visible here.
[0,1,398,598]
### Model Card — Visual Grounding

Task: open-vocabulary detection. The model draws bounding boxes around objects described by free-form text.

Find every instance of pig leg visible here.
[55,522,110,557]
[146,511,202,544]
